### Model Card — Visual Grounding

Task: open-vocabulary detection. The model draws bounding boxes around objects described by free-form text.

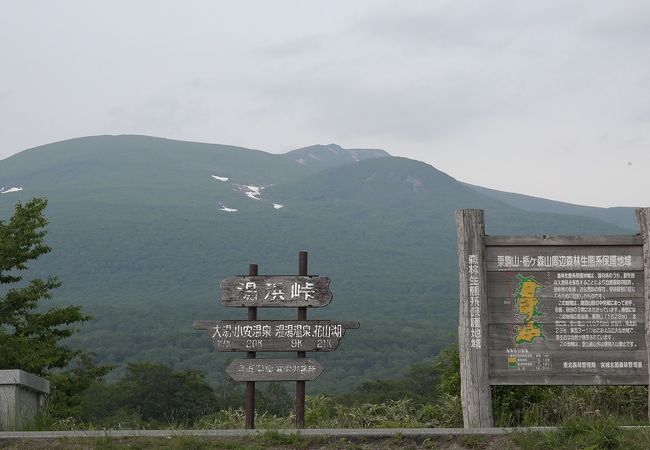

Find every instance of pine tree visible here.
[0,198,89,375]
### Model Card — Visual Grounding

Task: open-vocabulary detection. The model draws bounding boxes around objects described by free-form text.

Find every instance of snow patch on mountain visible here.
[234,184,264,200]
[273,203,284,209]
[211,175,229,181]
[296,158,306,165]
[0,187,23,194]
[406,175,424,193]
[327,144,341,154]
[219,205,238,212]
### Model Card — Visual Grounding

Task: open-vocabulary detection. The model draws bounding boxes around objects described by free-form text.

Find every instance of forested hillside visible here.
[0,135,633,393]
[464,183,639,231]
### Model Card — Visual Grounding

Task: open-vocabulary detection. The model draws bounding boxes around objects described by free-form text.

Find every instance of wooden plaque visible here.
[226,358,324,382]
[220,276,332,308]
[485,245,646,385]
[193,320,360,352]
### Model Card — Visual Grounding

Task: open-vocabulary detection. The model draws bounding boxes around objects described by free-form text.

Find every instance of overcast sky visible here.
[1,1,648,207]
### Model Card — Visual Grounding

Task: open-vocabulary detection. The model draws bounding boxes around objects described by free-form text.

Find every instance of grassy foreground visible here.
[4,421,650,450]
[0,433,513,450]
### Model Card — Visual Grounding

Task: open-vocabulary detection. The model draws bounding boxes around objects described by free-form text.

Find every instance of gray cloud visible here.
[252,35,325,58]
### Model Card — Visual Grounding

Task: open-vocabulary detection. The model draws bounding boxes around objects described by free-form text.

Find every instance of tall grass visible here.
[492,385,648,427]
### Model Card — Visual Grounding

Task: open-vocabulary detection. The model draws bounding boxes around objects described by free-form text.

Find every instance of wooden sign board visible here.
[220,276,332,308]
[456,208,650,428]
[193,320,360,352]
[195,253,359,430]
[485,243,646,385]
[226,358,324,382]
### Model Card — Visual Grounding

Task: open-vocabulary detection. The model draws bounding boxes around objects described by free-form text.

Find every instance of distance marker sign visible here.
[193,320,360,352]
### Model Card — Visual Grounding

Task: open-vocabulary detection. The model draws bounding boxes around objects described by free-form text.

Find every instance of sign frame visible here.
[456,208,650,428]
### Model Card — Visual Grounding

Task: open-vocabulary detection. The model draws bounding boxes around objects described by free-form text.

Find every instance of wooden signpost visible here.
[194,251,359,429]
[456,208,650,428]
[225,358,324,382]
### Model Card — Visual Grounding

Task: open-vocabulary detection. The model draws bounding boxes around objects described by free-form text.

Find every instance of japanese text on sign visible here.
[469,254,481,349]
[238,281,315,302]
[234,362,319,375]
[496,254,633,269]
[211,323,344,339]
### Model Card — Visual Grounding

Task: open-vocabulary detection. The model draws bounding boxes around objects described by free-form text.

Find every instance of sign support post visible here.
[245,263,258,430]
[637,208,650,421]
[456,209,493,428]
[296,251,307,428]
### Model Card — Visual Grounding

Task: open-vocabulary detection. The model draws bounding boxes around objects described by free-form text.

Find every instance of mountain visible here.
[0,135,633,393]
[464,183,639,232]
[284,144,390,169]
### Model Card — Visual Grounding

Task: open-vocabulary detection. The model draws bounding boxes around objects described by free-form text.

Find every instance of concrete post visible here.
[0,370,50,430]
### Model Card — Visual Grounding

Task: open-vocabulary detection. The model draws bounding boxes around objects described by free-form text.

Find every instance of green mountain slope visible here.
[0,136,632,393]
[464,182,639,231]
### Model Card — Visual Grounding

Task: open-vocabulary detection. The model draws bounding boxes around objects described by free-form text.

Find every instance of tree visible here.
[258,383,293,416]
[45,353,114,420]
[114,363,218,424]
[0,198,89,375]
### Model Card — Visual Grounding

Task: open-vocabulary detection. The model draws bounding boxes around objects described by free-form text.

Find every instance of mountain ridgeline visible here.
[0,135,638,392]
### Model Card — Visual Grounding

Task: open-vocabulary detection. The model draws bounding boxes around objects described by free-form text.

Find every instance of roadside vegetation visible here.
[34,344,649,431]
[21,343,650,449]
[3,199,650,450]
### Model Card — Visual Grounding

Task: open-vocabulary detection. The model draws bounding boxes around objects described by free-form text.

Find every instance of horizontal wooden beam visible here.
[486,235,642,247]
[490,373,649,385]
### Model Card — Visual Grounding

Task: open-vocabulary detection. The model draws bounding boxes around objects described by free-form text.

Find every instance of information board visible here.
[455,208,650,428]
[486,244,645,385]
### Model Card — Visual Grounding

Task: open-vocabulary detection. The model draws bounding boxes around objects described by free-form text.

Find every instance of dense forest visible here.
[1,197,644,440]
[0,136,636,394]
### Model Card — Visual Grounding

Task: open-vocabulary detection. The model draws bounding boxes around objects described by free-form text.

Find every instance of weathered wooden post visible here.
[296,251,307,428]
[637,208,650,421]
[245,263,258,429]
[456,209,493,428]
